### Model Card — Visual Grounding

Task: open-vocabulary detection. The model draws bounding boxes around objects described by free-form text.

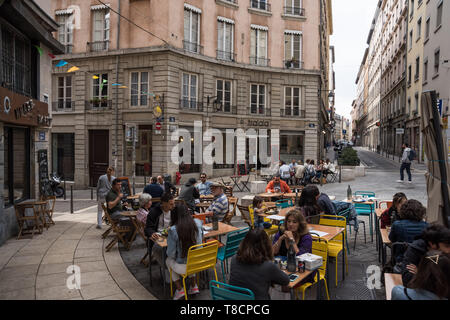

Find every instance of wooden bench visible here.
[384,273,403,300]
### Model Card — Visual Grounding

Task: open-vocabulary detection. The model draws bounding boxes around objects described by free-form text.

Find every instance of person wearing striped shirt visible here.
[205,182,229,220]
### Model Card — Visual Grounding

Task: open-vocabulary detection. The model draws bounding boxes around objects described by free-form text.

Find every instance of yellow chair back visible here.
[312,239,329,275]
[319,214,346,241]
[185,240,219,277]
[248,205,255,226]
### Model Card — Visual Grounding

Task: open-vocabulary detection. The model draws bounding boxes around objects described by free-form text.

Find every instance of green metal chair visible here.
[275,199,294,209]
[337,208,366,251]
[217,227,250,281]
[354,191,375,242]
[209,280,255,300]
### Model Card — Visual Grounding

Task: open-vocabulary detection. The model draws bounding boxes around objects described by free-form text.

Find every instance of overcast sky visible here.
[330,0,379,119]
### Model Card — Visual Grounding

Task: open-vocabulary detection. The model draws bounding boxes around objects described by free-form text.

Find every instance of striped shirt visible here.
[207,193,229,218]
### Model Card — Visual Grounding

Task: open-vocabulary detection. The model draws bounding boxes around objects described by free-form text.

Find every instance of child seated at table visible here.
[249,196,273,230]
[380,192,407,229]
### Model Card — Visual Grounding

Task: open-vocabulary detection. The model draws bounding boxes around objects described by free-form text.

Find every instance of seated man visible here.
[157,174,177,196]
[178,177,200,213]
[196,173,213,196]
[205,182,229,221]
[265,175,292,193]
[143,177,164,200]
[105,178,128,221]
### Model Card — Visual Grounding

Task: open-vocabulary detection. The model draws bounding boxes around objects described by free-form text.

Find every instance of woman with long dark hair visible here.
[229,228,289,300]
[298,185,321,222]
[165,203,203,300]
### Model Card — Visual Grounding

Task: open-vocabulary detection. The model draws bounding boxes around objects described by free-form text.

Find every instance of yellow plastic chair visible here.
[249,205,278,237]
[318,215,348,287]
[295,238,330,300]
[169,240,219,300]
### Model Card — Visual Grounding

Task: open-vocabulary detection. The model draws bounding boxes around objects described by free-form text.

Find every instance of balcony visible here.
[247,106,271,116]
[280,109,305,118]
[249,56,270,67]
[284,6,305,16]
[250,0,271,12]
[52,100,74,112]
[216,50,236,62]
[87,40,109,52]
[213,104,238,114]
[183,41,203,54]
[85,99,112,110]
[284,60,303,69]
[179,98,204,112]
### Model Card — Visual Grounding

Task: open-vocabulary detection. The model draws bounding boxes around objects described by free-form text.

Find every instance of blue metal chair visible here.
[275,199,293,209]
[217,227,250,281]
[209,280,255,300]
[354,191,375,242]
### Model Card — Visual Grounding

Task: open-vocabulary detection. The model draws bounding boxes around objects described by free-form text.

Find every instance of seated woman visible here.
[392,251,450,300]
[298,185,322,223]
[136,193,152,228]
[389,199,428,263]
[165,203,204,300]
[272,209,312,258]
[249,196,272,230]
[228,228,290,300]
[380,192,407,229]
[314,159,325,181]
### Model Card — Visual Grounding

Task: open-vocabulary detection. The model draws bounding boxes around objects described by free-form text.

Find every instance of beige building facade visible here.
[49,0,333,187]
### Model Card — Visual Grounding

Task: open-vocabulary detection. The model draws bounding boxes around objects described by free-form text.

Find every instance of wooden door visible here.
[89,130,109,187]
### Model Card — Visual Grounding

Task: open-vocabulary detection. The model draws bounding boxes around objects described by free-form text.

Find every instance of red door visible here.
[89,130,109,187]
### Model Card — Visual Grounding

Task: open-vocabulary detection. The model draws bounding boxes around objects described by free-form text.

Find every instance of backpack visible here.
[408,149,416,161]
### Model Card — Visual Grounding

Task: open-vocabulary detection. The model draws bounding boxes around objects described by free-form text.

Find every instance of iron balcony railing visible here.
[250,0,271,11]
[249,56,270,67]
[87,40,109,52]
[216,50,236,62]
[180,98,204,112]
[52,100,75,112]
[183,40,203,54]
[280,109,306,118]
[284,60,303,69]
[221,0,238,4]
[85,99,112,110]
[213,103,238,114]
[284,6,305,16]
[247,106,271,116]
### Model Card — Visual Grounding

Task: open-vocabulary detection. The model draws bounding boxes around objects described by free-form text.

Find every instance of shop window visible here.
[3,127,30,206]
[125,125,152,176]
[280,134,304,163]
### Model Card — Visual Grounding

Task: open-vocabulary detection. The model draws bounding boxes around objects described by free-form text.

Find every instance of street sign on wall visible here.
[396,128,405,135]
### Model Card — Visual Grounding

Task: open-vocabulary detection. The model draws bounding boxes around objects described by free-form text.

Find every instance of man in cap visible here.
[205,182,229,220]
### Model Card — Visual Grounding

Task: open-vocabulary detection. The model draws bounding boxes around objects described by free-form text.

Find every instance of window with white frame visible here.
[130,72,149,106]
[92,73,108,106]
[285,0,303,15]
[250,84,266,115]
[250,26,268,66]
[251,0,268,10]
[434,49,440,75]
[284,86,301,116]
[217,18,234,61]
[284,31,302,68]
[436,1,443,28]
[417,18,422,40]
[56,13,73,53]
[57,75,72,109]
[184,6,201,53]
[425,17,430,39]
[216,79,232,112]
[182,73,198,109]
[91,8,110,50]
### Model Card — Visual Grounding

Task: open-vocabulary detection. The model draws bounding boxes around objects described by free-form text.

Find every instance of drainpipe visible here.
[114,0,121,171]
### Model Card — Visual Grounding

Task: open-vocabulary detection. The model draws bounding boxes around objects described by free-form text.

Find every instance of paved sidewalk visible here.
[0,207,156,300]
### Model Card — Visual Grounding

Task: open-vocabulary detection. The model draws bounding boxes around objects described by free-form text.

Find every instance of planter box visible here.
[341,169,355,181]
[354,166,366,177]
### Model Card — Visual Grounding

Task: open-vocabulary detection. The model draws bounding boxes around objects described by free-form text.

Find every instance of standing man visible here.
[157,174,177,195]
[279,161,291,184]
[143,177,164,199]
[96,166,115,229]
[196,173,212,196]
[289,159,298,185]
[397,143,413,184]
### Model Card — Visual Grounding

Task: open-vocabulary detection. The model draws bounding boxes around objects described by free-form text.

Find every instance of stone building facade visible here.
[49,0,333,187]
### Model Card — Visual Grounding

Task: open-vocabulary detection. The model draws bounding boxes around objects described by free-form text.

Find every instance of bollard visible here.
[70,185,73,214]
[64,179,66,200]
[144,176,146,185]
[91,188,93,200]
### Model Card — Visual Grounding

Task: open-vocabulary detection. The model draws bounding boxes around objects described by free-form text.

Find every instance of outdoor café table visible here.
[119,211,140,249]
[258,192,284,202]
[379,226,392,267]
[283,268,320,300]
[19,200,49,229]
[196,202,211,213]
[230,175,244,192]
